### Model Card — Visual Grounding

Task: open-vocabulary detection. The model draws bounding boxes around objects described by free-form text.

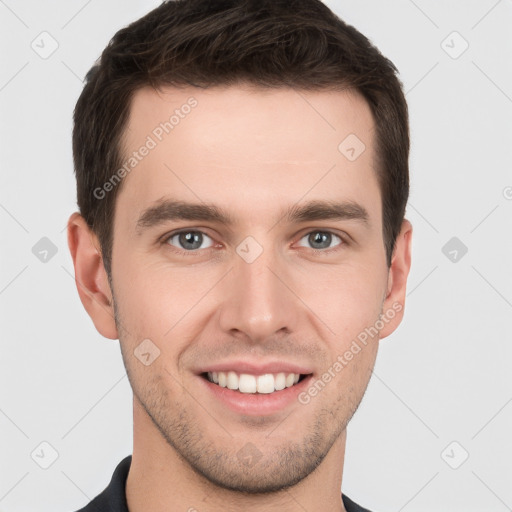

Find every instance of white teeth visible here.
[239,374,257,393]
[256,374,274,394]
[206,371,303,394]
[227,371,238,390]
[274,372,286,391]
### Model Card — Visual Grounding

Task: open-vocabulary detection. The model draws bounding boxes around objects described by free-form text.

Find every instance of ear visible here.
[67,212,118,340]
[379,219,413,339]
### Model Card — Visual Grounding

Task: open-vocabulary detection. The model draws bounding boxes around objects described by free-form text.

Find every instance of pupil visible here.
[180,231,202,250]
[310,232,330,249]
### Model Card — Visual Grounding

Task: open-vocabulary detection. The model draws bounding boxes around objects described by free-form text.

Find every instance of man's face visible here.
[106,85,398,492]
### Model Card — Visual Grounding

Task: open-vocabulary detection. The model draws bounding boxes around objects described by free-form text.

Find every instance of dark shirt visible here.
[73,455,373,512]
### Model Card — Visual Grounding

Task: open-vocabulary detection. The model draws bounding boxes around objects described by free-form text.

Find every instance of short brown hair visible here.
[73,0,409,277]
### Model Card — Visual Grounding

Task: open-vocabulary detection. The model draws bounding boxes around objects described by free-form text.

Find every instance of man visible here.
[67,0,412,510]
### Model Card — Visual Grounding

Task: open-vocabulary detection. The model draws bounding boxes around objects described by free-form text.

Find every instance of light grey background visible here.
[0,1,511,511]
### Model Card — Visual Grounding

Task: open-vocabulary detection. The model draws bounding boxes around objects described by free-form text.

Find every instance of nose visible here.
[217,240,300,344]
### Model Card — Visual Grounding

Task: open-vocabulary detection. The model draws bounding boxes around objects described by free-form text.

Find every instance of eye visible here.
[297,230,343,251]
[165,230,215,252]
[161,228,346,256]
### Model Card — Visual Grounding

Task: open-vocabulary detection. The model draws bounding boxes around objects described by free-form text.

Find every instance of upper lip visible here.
[195,360,313,376]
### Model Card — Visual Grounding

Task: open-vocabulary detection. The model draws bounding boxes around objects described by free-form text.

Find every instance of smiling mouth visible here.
[201,371,310,394]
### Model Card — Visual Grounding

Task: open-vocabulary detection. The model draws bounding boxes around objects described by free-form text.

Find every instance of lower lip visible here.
[198,374,314,416]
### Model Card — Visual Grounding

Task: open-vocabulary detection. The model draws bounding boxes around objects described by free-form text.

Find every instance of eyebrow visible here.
[135,198,370,235]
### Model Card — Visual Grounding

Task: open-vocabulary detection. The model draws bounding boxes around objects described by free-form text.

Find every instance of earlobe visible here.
[379,219,413,339]
[67,212,119,340]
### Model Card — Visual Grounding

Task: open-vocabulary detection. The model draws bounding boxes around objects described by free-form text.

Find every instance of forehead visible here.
[116,84,379,231]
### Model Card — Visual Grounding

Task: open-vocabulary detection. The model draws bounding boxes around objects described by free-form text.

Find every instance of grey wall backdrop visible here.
[0,1,511,511]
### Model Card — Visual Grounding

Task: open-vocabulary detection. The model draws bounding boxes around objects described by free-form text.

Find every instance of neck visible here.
[126,397,348,512]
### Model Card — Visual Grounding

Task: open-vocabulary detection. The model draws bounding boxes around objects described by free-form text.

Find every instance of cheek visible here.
[112,260,163,339]
[297,261,387,338]
[113,259,212,353]
[305,267,382,402]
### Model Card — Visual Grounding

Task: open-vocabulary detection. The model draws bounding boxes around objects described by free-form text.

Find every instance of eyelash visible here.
[160,229,349,257]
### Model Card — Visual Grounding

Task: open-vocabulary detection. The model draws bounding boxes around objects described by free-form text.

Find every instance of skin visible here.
[67,84,412,512]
